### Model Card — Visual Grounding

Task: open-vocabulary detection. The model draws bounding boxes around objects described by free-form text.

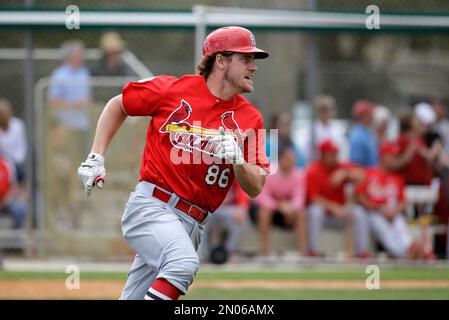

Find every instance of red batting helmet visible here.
[202,26,269,59]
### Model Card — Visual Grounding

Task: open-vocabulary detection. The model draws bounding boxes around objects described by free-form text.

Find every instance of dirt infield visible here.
[1,279,449,299]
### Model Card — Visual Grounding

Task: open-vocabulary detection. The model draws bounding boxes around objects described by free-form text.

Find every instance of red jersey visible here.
[396,134,433,185]
[305,160,354,205]
[122,74,269,212]
[355,167,405,207]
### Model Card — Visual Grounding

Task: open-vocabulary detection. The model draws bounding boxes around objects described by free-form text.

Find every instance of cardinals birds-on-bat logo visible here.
[160,100,245,155]
[162,99,192,131]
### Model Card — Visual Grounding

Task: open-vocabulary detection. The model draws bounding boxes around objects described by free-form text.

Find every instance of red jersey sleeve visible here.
[244,117,270,173]
[122,75,177,116]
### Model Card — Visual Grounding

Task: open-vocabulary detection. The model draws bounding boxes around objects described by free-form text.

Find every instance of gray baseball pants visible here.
[307,203,370,255]
[119,181,208,300]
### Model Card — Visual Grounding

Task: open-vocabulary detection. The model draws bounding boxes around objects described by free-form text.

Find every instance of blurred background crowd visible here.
[200,97,449,264]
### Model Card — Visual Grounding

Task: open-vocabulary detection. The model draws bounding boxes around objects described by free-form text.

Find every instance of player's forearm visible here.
[91,95,128,156]
[348,168,366,184]
[357,194,376,211]
[233,163,266,199]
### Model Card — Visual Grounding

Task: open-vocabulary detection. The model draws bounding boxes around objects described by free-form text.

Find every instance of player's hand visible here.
[211,127,244,165]
[77,152,106,198]
[329,168,348,186]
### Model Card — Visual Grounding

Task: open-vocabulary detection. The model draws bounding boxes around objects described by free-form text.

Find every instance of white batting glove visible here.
[211,127,245,165]
[77,152,106,197]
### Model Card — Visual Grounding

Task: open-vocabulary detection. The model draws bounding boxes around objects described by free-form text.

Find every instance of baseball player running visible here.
[77,26,270,300]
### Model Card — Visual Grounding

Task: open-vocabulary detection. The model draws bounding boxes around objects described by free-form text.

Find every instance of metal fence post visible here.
[193,5,207,73]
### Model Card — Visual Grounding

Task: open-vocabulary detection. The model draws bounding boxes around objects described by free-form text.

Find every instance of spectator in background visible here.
[373,105,392,144]
[396,105,448,259]
[0,99,27,189]
[48,40,92,230]
[266,111,306,167]
[432,99,449,155]
[49,40,92,137]
[420,102,449,253]
[0,153,27,229]
[90,32,134,77]
[305,139,369,258]
[419,103,449,176]
[348,100,378,167]
[313,94,342,146]
[255,144,307,256]
[310,94,347,161]
[200,180,251,264]
[395,105,440,186]
[355,142,432,260]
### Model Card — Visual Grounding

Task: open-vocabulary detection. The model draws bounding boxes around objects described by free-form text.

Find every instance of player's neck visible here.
[206,74,238,101]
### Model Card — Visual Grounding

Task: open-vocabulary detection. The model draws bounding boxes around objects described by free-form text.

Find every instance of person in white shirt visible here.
[309,94,347,161]
[314,95,337,144]
[0,99,27,186]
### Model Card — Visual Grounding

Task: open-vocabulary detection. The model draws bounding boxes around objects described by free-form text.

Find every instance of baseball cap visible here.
[352,100,376,119]
[318,139,339,154]
[414,102,436,126]
[379,142,400,157]
[373,105,391,127]
[202,26,269,59]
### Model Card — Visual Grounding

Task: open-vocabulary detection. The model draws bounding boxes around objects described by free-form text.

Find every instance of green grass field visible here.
[1,266,448,300]
[2,266,449,280]
[183,288,449,300]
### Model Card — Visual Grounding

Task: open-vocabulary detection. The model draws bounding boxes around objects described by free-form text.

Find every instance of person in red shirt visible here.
[0,154,27,229]
[200,180,250,264]
[305,139,368,257]
[355,142,429,259]
[395,107,438,186]
[77,26,270,300]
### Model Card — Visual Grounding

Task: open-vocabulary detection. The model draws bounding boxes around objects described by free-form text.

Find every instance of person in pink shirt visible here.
[256,144,307,256]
